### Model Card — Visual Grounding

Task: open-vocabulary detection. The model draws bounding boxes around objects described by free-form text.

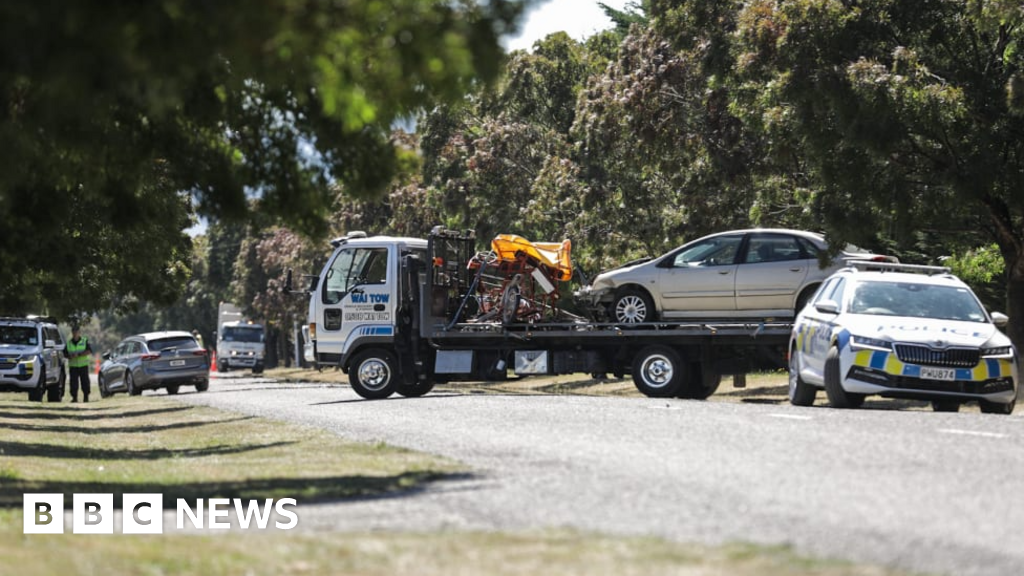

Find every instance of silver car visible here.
[579,229,894,323]
[98,331,209,397]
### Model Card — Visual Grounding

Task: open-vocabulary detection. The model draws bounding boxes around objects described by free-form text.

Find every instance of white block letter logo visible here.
[23,494,64,534]
[73,493,114,534]
[122,494,164,534]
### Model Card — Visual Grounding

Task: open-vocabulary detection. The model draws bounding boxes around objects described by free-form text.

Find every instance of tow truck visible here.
[290,227,792,399]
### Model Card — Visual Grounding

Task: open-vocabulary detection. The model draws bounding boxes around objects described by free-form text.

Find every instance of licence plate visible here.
[921,367,955,381]
[170,360,186,367]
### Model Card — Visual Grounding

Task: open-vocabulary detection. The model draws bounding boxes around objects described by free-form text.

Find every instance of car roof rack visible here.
[847,261,952,275]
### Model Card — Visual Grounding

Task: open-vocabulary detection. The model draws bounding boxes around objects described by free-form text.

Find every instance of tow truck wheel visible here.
[631,345,684,397]
[396,380,435,398]
[678,365,721,400]
[823,346,865,409]
[350,349,400,400]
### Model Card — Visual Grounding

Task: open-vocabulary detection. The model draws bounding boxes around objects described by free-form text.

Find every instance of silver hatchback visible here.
[579,229,895,324]
[98,331,209,397]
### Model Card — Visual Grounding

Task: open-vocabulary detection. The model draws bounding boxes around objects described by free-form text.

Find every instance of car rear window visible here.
[148,336,199,351]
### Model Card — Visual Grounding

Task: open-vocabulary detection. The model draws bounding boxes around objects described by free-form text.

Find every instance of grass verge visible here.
[0,395,460,509]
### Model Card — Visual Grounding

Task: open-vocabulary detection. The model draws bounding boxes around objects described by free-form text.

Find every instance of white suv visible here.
[789,263,1018,414]
[0,317,67,402]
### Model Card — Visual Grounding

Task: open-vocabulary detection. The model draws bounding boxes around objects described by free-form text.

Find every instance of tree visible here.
[0,0,526,317]
[720,0,1024,346]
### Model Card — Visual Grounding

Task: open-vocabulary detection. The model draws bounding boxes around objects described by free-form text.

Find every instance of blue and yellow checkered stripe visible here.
[850,349,1013,381]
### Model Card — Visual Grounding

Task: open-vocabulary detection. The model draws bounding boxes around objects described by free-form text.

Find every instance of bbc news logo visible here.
[24,494,298,534]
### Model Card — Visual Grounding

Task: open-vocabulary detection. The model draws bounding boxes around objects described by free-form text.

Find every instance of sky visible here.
[186,0,630,236]
[504,0,632,52]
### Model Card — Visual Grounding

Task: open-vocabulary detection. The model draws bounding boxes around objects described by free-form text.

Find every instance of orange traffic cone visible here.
[210,351,217,373]
[95,355,101,374]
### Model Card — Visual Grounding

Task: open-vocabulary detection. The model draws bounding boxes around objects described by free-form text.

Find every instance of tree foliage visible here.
[0,0,525,317]
[717,0,1024,345]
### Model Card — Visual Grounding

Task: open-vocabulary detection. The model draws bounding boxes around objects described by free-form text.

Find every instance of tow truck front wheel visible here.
[350,349,399,400]
[631,345,684,397]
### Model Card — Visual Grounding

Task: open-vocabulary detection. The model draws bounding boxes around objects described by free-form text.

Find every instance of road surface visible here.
[172,373,1024,576]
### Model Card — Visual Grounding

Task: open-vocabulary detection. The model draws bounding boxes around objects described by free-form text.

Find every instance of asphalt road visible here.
[172,373,1024,576]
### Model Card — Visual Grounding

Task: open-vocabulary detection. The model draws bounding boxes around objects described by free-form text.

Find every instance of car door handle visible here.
[789,267,804,272]
[718,270,731,275]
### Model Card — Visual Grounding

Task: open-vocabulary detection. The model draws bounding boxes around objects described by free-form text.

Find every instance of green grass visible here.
[0,525,920,576]
[0,396,460,508]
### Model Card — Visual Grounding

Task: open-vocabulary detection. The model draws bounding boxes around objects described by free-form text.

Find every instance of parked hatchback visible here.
[578,229,894,324]
[98,331,209,397]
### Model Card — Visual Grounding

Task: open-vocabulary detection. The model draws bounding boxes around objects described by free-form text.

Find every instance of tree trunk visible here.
[1005,255,1024,356]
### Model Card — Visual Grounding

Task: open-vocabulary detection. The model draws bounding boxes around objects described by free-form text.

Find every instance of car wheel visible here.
[98,374,111,399]
[823,346,865,409]
[195,379,209,392]
[931,399,960,412]
[28,367,45,402]
[396,380,435,398]
[979,397,1015,415]
[795,285,818,316]
[349,348,400,400]
[631,345,684,397]
[166,385,180,395]
[127,371,142,396]
[612,288,655,325]
[788,349,817,406]
[47,369,65,403]
[678,365,720,399]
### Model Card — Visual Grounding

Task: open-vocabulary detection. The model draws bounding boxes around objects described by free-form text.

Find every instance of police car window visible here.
[824,278,846,307]
[323,248,389,304]
[849,281,987,321]
[812,278,837,305]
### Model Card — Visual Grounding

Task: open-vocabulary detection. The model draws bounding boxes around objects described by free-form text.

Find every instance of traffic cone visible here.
[210,351,217,373]
[95,355,101,374]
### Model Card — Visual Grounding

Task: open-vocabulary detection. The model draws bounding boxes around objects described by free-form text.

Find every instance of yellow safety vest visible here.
[67,337,90,369]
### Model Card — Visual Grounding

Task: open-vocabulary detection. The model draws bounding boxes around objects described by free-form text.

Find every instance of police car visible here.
[788,263,1018,414]
[0,316,67,402]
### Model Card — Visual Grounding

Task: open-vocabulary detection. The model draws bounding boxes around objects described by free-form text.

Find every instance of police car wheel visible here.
[98,374,112,398]
[788,350,817,406]
[350,349,399,400]
[979,397,1015,415]
[931,399,960,412]
[823,346,865,409]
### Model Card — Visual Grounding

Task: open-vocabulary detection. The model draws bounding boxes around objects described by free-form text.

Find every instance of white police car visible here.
[788,263,1017,413]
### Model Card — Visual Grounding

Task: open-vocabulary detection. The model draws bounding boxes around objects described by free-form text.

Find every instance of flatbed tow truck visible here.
[292,227,791,400]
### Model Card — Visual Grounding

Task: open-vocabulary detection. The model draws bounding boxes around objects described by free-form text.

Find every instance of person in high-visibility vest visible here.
[65,325,93,403]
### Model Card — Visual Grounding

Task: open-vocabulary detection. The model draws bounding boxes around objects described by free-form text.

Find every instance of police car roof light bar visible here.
[847,261,952,275]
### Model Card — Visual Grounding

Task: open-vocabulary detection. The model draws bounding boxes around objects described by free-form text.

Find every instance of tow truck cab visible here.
[308,232,426,372]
